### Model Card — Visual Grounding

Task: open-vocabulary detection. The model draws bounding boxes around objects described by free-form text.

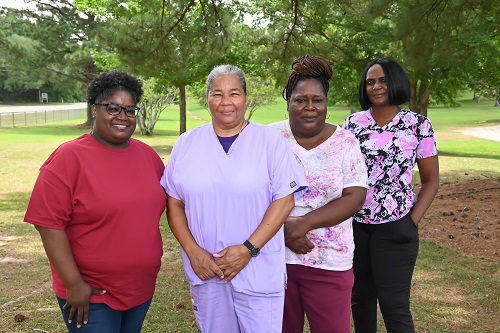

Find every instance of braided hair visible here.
[282,55,333,101]
[87,70,143,105]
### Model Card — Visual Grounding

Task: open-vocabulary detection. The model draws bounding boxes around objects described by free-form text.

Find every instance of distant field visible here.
[0,96,499,332]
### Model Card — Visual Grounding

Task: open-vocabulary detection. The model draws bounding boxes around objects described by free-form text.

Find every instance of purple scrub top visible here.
[161,122,308,295]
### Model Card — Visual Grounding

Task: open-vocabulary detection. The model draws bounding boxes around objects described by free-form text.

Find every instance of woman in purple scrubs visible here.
[161,64,307,333]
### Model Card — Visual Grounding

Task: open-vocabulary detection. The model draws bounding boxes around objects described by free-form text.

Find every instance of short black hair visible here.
[358,58,411,110]
[87,70,143,105]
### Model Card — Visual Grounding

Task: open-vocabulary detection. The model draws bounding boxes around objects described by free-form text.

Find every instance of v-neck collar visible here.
[368,108,403,130]
[285,120,337,152]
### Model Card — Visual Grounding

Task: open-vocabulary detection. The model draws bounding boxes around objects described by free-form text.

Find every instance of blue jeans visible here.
[57,297,152,333]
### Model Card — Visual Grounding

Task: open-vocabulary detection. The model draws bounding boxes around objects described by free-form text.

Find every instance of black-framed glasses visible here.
[95,103,140,118]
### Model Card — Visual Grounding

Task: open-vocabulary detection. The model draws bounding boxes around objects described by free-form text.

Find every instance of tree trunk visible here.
[472,91,480,103]
[495,100,500,107]
[85,103,93,126]
[179,85,187,134]
[409,100,428,117]
[1,95,12,104]
[409,79,431,117]
[82,67,99,127]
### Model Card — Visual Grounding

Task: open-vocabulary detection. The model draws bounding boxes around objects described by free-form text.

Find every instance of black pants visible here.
[351,213,419,333]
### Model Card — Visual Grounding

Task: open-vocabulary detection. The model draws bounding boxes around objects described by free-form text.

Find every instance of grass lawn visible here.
[0,96,499,332]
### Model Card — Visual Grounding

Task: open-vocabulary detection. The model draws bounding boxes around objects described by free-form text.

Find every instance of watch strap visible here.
[243,240,260,257]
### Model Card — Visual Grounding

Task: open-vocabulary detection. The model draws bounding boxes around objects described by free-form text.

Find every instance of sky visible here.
[1,0,38,10]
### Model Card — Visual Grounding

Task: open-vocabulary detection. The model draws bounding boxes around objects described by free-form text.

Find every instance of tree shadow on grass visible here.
[150,144,173,158]
[438,150,500,160]
[135,128,179,137]
[2,124,180,138]
[0,192,30,213]
[472,119,500,125]
[1,125,89,137]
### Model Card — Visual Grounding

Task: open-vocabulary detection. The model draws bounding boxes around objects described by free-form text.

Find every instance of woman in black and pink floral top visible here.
[343,58,439,333]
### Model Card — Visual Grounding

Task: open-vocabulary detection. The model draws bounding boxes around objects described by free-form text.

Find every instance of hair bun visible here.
[291,55,333,80]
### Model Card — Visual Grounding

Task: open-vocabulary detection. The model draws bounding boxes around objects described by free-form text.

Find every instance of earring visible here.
[326,111,331,119]
[92,114,96,118]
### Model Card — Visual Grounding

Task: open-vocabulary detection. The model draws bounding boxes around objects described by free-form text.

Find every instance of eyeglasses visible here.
[95,103,140,118]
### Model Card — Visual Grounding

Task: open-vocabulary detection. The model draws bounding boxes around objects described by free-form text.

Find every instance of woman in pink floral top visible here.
[343,58,439,333]
[272,55,368,333]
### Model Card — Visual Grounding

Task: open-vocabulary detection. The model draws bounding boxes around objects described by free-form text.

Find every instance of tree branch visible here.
[282,0,300,58]
[150,0,197,55]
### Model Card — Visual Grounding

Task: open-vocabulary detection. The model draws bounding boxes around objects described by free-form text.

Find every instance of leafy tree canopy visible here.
[244,0,500,115]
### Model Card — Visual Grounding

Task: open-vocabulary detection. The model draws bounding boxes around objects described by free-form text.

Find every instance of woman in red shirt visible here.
[24,71,166,333]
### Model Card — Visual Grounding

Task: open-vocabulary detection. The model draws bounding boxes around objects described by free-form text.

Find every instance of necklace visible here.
[215,120,247,155]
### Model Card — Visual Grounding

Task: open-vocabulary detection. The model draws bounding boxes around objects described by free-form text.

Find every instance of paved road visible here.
[1,103,499,142]
[0,103,87,114]
[461,125,500,142]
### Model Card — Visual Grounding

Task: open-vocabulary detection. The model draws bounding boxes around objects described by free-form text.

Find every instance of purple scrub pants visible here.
[190,282,284,333]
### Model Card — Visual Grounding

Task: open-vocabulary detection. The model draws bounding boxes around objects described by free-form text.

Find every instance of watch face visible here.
[244,240,260,257]
[250,247,260,257]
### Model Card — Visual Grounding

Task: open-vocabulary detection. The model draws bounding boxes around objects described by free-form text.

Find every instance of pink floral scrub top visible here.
[271,120,368,271]
[343,108,438,224]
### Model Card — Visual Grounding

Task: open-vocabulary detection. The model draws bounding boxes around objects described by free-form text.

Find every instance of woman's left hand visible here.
[412,155,440,226]
[213,245,251,283]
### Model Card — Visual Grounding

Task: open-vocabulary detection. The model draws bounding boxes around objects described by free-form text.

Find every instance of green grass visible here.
[0,96,499,332]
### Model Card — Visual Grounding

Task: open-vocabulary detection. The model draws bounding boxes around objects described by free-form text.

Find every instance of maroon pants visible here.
[283,264,354,333]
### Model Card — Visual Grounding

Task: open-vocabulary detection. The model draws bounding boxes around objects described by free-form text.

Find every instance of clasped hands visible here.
[284,216,314,254]
[188,245,251,283]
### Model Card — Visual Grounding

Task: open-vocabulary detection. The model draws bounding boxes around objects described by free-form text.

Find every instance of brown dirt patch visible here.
[418,178,500,262]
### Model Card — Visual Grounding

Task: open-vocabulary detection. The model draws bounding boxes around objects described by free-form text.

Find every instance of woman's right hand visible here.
[187,246,224,281]
[285,236,315,254]
[284,216,315,254]
[64,280,105,328]
[35,226,105,327]
[167,196,224,281]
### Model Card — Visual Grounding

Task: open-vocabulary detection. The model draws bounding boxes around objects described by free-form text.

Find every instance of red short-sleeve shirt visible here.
[24,133,166,310]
